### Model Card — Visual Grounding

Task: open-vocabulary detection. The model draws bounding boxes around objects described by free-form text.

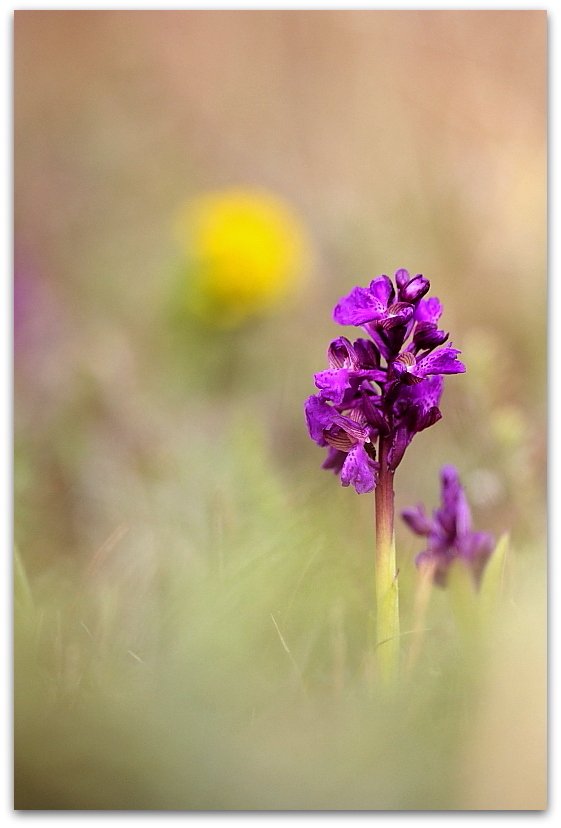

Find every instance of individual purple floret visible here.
[305,270,465,493]
[402,465,495,587]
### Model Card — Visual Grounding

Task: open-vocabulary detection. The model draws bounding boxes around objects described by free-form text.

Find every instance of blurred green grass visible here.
[13,239,547,810]
[14,392,546,809]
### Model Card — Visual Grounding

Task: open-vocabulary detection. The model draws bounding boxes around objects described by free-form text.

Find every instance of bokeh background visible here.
[14,10,547,811]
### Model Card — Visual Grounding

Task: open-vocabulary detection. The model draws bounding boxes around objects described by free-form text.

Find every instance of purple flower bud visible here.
[327,336,358,370]
[413,322,449,351]
[353,338,380,369]
[330,410,369,442]
[395,268,411,289]
[399,274,430,304]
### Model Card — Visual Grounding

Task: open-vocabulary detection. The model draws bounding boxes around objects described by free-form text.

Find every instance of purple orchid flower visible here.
[313,336,385,405]
[305,269,465,493]
[305,394,379,493]
[402,465,495,587]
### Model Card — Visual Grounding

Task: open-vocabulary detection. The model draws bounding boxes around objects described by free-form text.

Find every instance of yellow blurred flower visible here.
[174,188,312,328]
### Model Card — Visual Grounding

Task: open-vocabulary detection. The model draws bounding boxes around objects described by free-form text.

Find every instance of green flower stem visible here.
[374,435,400,684]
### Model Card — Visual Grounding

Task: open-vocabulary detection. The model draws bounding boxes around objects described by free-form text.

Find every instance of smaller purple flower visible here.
[401,465,495,587]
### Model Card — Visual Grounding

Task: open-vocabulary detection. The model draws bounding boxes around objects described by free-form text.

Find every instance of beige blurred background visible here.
[14,8,547,560]
[14,10,547,810]
[15,9,546,309]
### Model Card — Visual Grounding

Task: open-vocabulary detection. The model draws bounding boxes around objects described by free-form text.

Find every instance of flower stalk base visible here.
[374,436,400,684]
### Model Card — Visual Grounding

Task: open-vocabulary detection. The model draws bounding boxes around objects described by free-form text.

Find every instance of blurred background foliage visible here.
[14,10,546,810]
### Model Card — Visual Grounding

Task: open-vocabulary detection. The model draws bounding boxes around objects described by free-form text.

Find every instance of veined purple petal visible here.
[330,410,369,442]
[391,351,424,384]
[333,285,387,326]
[323,425,355,452]
[379,302,415,330]
[340,444,378,494]
[348,405,368,427]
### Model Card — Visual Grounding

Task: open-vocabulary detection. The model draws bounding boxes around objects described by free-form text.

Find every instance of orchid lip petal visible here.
[340,444,379,493]
[313,368,350,404]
